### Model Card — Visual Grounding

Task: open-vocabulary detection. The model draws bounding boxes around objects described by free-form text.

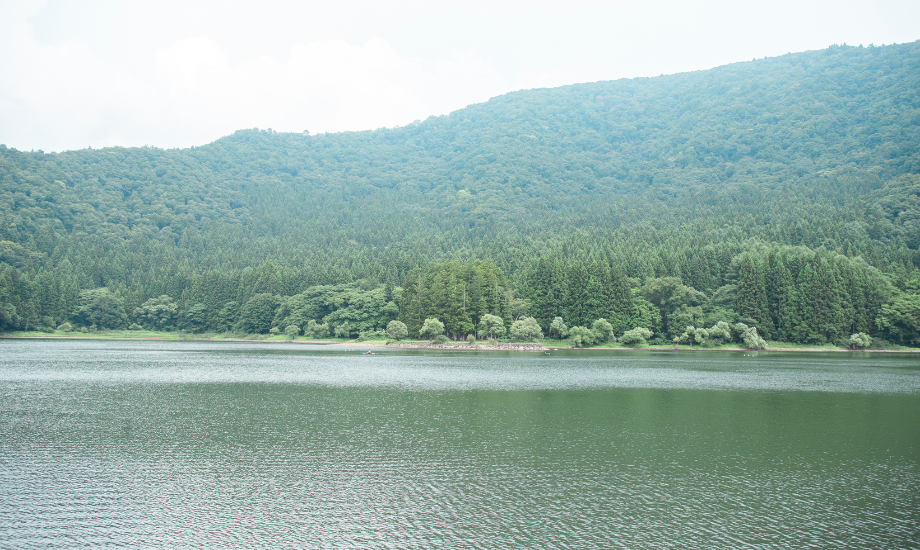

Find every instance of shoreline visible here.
[379,342,920,353]
[3,333,918,353]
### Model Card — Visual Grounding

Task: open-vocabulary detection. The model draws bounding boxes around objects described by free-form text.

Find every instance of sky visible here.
[1,0,918,153]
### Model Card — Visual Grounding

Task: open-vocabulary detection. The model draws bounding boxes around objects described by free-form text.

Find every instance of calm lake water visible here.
[1,340,918,549]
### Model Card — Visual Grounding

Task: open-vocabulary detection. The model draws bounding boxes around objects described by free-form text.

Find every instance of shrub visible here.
[386,320,408,341]
[419,318,445,340]
[707,321,733,344]
[673,326,694,345]
[675,325,715,346]
[591,318,614,342]
[477,314,505,339]
[734,323,767,349]
[57,322,73,333]
[868,337,896,350]
[549,317,569,339]
[849,332,872,349]
[510,316,543,341]
[621,327,654,345]
[304,320,330,339]
[285,324,301,338]
[40,316,55,332]
[334,322,351,338]
[568,326,596,347]
[357,329,387,342]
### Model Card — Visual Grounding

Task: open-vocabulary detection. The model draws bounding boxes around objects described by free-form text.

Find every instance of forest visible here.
[1,41,919,348]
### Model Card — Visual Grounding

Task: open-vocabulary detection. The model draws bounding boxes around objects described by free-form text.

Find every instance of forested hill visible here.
[1,41,919,346]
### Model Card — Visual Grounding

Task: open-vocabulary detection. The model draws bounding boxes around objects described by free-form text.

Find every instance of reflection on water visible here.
[1,340,918,548]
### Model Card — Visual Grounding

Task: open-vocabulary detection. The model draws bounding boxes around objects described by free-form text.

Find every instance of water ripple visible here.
[1,340,918,549]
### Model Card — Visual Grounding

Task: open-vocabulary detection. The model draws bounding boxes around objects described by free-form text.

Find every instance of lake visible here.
[1,339,918,549]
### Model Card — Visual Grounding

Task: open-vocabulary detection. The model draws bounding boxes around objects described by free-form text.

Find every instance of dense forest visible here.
[1,42,919,347]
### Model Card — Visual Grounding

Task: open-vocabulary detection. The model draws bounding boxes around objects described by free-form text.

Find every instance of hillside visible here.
[1,42,919,346]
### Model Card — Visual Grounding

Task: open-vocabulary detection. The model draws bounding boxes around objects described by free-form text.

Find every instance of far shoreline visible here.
[377,342,920,354]
[3,332,918,353]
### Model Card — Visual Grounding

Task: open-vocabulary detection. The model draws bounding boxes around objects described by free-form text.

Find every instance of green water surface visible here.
[1,340,918,548]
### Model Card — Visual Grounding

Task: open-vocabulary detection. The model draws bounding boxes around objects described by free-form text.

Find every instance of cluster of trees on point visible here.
[1,42,919,348]
[397,259,512,339]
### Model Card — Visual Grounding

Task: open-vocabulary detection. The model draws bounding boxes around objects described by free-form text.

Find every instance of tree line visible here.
[3,245,917,348]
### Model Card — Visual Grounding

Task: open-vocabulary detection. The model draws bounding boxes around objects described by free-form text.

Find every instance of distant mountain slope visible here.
[3,41,919,249]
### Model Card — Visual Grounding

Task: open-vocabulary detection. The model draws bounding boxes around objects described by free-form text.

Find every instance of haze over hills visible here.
[1,41,919,346]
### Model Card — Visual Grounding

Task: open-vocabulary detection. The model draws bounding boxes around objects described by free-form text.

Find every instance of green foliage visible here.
[400,260,507,339]
[641,277,707,338]
[509,316,543,341]
[236,293,279,334]
[849,332,872,349]
[621,327,654,345]
[876,293,920,345]
[386,320,408,341]
[477,314,506,340]
[591,318,614,343]
[357,329,386,341]
[181,303,208,333]
[676,320,733,346]
[548,317,569,339]
[419,318,445,340]
[737,253,774,338]
[304,319,331,339]
[284,324,300,337]
[870,174,920,248]
[4,42,920,260]
[215,302,240,333]
[524,257,633,333]
[707,321,733,344]
[675,326,702,346]
[72,288,128,329]
[628,296,663,338]
[735,323,767,350]
[334,321,351,338]
[567,326,596,347]
[56,321,73,332]
[132,295,178,330]
[668,306,704,339]
[274,283,400,337]
[0,288,20,331]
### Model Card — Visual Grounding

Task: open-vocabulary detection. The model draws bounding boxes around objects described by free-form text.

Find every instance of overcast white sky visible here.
[2,0,918,153]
